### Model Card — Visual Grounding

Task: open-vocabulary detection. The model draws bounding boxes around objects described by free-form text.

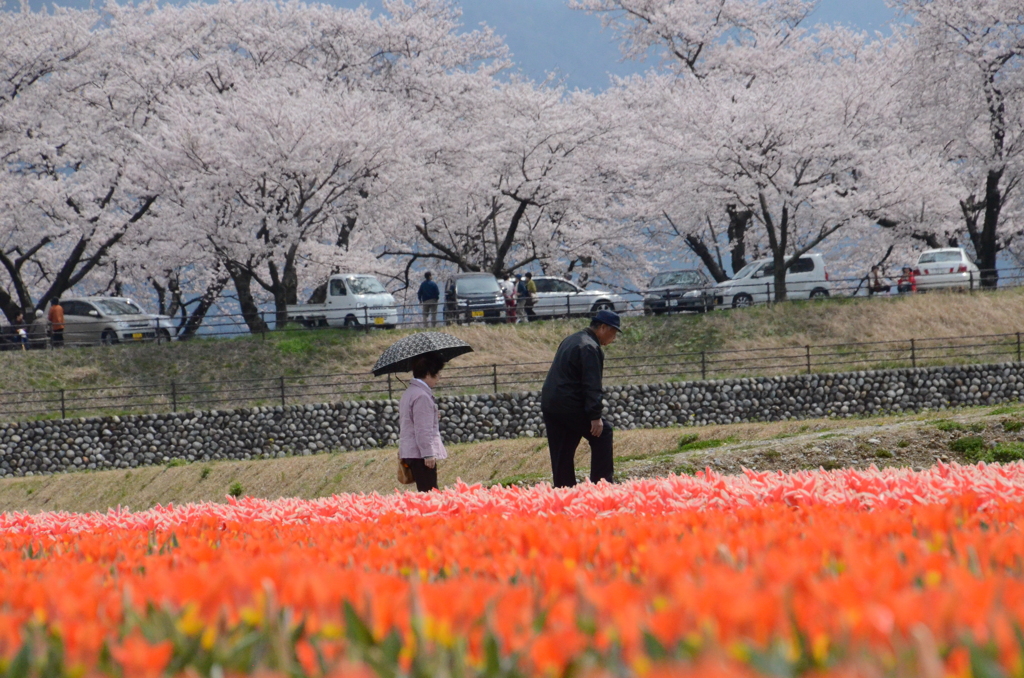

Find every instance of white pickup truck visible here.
[286,274,400,329]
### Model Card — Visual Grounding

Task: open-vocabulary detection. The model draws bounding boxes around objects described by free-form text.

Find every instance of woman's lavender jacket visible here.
[398,380,448,460]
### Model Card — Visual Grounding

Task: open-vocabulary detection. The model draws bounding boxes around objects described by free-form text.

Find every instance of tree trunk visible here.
[726,205,752,276]
[684,234,729,282]
[226,263,269,335]
[266,244,299,330]
[178,275,229,341]
[759,194,789,302]
[978,168,1004,288]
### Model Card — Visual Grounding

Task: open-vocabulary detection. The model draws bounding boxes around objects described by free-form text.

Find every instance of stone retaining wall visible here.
[1,362,1022,478]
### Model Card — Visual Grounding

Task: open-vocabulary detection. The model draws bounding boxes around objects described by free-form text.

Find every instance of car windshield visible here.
[456,276,500,295]
[732,261,766,279]
[651,271,702,287]
[345,276,386,294]
[93,300,143,316]
[918,251,962,264]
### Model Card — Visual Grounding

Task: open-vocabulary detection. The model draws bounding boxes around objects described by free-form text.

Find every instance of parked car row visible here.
[4,247,984,349]
[643,247,983,314]
[1,296,179,349]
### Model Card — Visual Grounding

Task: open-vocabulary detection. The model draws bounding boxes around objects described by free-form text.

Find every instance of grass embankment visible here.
[4,401,1024,514]
[2,288,1023,416]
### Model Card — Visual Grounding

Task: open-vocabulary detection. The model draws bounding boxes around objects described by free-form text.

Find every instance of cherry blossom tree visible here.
[0,7,164,322]
[889,0,1024,286]
[572,0,931,298]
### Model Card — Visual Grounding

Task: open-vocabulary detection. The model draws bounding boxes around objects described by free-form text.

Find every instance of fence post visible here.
[806,345,812,375]
[766,282,771,304]
[1017,332,1021,363]
[171,381,177,412]
[363,307,370,334]
[701,351,707,380]
[970,270,974,292]
[279,376,286,407]
[387,373,393,400]
[262,311,267,340]
[60,390,65,420]
[566,295,571,319]
[492,364,498,393]
[911,339,917,369]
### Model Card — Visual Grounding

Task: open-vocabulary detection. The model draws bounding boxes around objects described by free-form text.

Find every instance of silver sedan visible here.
[529,276,626,318]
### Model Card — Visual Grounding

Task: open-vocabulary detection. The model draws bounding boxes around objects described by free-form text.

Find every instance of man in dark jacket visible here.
[417,272,441,327]
[541,309,621,487]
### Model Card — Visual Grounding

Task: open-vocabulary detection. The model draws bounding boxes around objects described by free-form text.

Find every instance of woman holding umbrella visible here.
[373,332,473,492]
[398,352,448,491]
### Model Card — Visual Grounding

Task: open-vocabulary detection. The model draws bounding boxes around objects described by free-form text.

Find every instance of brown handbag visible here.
[397,457,415,485]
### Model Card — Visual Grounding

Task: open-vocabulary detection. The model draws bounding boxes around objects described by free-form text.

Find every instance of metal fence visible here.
[1,332,1021,422]
[3,266,1024,350]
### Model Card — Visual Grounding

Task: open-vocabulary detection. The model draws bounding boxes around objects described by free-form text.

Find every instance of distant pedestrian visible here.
[541,309,621,488]
[868,266,891,296]
[515,274,528,324]
[398,352,448,492]
[417,272,440,328]
[500,274,516,323]
[524,272,538,322]
[897,266,917,294]
[28,310,48,350]
[11,313,28,351]
[48,298,65,348]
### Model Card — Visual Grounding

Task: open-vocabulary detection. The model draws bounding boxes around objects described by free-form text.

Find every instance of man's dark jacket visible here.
[417,279,440,302]
[541,328,605,421]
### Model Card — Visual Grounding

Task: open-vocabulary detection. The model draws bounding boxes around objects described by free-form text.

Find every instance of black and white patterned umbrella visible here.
[372,332,474,376]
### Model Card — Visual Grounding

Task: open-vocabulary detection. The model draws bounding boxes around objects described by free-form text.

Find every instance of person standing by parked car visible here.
[897,266,917,294]
[398,352,448,492]
[48,298,64,348]
[28,310,48,349]
[515,274,528,324]
[500,274,516,323]
[417,272,440,328]
[524,272,538,322]
[868,266,891,296]
[11,313,28,350]
[541,309,621,488]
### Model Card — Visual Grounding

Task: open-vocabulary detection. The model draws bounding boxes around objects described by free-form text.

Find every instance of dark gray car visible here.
[643,269,714,314]
[444,273,506,324]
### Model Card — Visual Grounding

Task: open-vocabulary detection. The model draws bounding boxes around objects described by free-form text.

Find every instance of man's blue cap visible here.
[593,309,621,331]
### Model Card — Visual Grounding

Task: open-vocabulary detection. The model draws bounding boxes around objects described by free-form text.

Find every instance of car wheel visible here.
[591,301,614,315]
[101,329,118,346]
[809,288,830,299]
[343,315,359,329]
[732,294,753,309]
[157,328,171,342]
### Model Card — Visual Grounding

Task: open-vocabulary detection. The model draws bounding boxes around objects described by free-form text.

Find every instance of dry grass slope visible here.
[0,288,1021,417]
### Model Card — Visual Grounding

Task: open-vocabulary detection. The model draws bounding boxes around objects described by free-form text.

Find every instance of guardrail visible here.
[1,331,1021,422]
[3,265,1024,349]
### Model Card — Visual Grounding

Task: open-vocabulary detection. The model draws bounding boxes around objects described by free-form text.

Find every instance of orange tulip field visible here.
[1,463,1023,677]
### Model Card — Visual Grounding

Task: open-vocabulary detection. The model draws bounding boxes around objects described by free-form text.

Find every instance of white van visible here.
[714,253,831,308]
[286,274,399,329]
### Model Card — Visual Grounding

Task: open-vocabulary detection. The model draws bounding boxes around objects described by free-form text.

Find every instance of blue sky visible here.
[19,0,897,91]
[347,0,898,91]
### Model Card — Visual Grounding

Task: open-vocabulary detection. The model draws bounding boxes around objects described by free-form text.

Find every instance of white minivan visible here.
[286,274,399,329]
[714,253,831,308]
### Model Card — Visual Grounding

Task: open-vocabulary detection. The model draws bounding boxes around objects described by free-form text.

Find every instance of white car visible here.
[286,274,399,329]
[530,276,625,318]
[913,248,980,291]
[714,253,831,308]
[111,297,179,341]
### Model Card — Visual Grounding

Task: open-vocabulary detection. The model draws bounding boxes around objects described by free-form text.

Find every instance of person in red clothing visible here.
[897,267,917,294]
[48,298,65,348]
